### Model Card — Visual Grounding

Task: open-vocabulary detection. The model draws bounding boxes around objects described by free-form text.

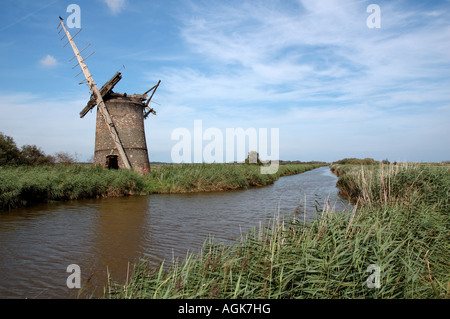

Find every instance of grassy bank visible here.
[0,163,325,210]
[330,163,450,208]
[143,163,326,194]
[104,163,449,299]
[0,165,145,210]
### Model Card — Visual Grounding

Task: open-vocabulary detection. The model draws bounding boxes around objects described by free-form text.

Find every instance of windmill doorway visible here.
[105,155,119,170]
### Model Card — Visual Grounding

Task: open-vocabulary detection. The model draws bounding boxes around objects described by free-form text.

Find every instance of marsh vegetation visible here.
[0,163,325,210]
[104,163,449,299]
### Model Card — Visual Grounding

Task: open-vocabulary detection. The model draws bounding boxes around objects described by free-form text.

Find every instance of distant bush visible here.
[20,144,55,166]
[333,157,379,165]
[0,132,23,166]
[0,132,76,167]
[53,151,78,165]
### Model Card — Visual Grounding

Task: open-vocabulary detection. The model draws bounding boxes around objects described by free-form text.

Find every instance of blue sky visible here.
[0,0,449,163]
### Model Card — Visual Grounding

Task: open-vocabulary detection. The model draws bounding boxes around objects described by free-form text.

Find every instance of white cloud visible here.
[162,0,450,111]
[39,54,58,67]
[140,0,450,162]
[8,1,448,163]
[0,92,95,160]
[103,0,126,14]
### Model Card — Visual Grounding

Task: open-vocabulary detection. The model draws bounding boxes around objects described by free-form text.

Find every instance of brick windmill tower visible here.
[58,17,160,174]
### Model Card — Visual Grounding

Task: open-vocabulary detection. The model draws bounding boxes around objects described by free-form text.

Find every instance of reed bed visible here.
[143,163,325,194]
[0,163,324,210]
[0,165,145,210]
[331,163,450,210]
[105,163,449,299]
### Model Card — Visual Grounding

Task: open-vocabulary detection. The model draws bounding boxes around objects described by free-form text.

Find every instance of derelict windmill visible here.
[57,17,160,174]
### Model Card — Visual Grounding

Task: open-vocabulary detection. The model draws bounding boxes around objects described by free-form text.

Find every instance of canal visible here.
[0,166,350,298]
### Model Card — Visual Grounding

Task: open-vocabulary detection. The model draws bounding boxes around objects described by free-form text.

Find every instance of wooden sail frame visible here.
[58,18,132,169]
[80,71,122,118]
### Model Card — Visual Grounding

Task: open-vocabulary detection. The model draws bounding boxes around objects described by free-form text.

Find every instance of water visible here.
[0,166,350,299]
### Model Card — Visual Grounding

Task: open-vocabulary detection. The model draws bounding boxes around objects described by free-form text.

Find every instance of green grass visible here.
[331,163,450,210]
[0,164,145,210]
[104,163,450,299]
[0,163,325,210]
[143,163,326,194]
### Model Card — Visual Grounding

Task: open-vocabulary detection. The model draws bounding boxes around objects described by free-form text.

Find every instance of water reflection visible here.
[81,196,150,297]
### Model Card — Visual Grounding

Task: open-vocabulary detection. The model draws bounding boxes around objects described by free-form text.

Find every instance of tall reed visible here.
[143,163,325,194]
[105,163,449,299]
[0,165,145,210]
[0,163,325,210]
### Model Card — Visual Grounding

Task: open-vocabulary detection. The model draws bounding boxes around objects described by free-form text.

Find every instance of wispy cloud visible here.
[2,0,449,163]
[158,0,449,113]
[39,54,58,67]
[0,0,58,32]
[102,0,127,15]
[0,92,94,160]
[140,0,450,161]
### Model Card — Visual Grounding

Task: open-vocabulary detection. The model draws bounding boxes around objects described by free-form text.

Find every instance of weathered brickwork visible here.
[93,95,150,174]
